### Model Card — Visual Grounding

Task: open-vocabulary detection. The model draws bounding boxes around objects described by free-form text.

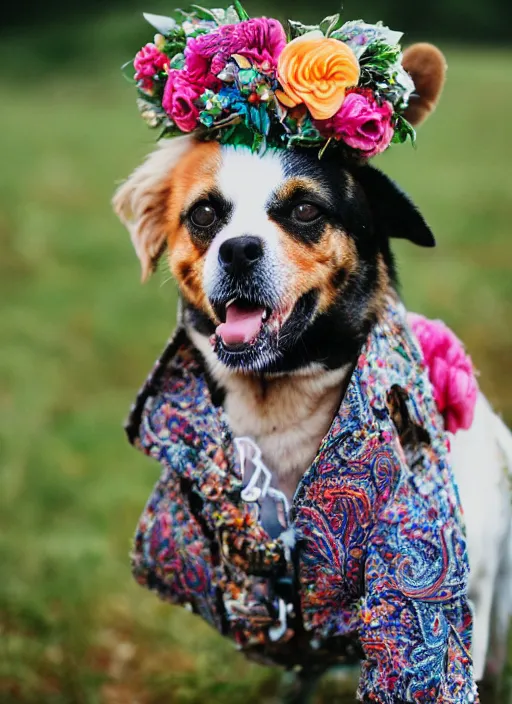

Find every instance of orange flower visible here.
[276,31,360,120]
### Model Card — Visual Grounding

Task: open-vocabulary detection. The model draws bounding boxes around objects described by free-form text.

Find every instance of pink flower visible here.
[185,18,286,79]
[134,43,169,93]
[408,313,479,434]
[314,91,394,158]
[162,70,204,132]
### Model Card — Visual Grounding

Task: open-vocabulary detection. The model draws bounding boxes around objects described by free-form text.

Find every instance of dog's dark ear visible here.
[402,43,447,127]
[354,164,436,247]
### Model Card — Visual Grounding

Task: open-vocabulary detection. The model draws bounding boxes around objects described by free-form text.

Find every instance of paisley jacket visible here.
[127,296,478,703]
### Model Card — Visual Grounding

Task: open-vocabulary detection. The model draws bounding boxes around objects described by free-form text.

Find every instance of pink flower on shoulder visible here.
[134,43,169,93]
[408,313,479,434]
[185,18,286,79]
[314,91,394,158]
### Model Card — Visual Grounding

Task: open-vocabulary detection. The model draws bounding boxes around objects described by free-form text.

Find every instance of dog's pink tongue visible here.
[216,304,265,346]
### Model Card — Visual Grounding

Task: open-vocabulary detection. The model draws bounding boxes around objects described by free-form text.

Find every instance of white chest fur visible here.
[223,366,347,499]
[187,326,348,499]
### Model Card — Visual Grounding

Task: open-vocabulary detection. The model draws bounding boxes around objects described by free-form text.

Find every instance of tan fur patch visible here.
[274,176,332,204]
[279,224,359,314]
[368,254,391,320]
[164,141,222,316]
[112,135,195,281]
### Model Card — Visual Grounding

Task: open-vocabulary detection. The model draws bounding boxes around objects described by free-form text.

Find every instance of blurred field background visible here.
[1,1,511,702]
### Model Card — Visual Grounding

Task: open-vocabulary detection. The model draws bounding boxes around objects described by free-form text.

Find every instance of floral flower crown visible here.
[127,2,417,158]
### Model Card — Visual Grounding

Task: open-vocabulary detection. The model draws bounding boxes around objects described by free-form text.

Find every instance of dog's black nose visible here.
[218,236,264,275]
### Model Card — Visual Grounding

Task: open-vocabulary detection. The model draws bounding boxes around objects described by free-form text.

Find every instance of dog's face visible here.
[114,43,445,375]
[174,143,389,373]
[115,139,434,374]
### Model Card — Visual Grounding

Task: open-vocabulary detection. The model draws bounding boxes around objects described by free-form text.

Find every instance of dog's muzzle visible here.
[218,236,264,278]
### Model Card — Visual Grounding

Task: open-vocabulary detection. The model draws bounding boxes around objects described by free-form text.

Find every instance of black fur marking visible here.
[267,185,335,245]
[185,303,216,337]
[182,303,226,406]
[330,267,347,290]
[279,151,365,247]
[352,164,436,248]
[181,189,234,247]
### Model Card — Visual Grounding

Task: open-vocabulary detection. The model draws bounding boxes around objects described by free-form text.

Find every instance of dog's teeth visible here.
[226,298,236,309]
[262,310,269,322]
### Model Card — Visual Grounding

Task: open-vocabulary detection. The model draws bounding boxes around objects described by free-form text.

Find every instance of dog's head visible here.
[114,44,445,375]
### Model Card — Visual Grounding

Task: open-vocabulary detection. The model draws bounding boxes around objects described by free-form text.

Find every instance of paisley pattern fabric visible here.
[128,297,479,703]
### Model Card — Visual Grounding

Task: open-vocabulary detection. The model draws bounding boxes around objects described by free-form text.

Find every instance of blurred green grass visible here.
[0,46,511,703]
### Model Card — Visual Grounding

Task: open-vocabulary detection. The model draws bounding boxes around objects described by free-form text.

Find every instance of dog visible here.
[114,43,512,692]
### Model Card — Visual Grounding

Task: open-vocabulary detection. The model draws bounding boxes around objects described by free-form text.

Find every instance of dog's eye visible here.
[190,203,217,228]
[292,202,321,223]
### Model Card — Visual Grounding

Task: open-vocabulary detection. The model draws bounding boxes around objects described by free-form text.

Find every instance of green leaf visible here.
[287,133,324,148]
[251,104,271,136]
[219,124,238,143]
[392,114,416,145]
[251,131,265,153]
[163,36,187,57]
[189,5,220,23]
[233,0,250,21]
[360,41,401,73]
[219,123,253,147]
[318,137,333,159]
[121,60,136,84]
[137,89,163,106]
[319,13,341,38]
[159,124,184,140]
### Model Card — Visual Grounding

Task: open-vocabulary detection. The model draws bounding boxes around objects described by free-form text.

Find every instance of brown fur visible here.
[113,136,196,281]
[367,254,391,320]
[402,43,447,126]
[165,141,221,315]
[280,226,359,314]
[273,176,332,204]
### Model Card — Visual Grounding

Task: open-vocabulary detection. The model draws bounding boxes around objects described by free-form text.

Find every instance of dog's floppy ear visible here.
[355,164,435,247]
[402,43,447,127]
[112,135,194,281]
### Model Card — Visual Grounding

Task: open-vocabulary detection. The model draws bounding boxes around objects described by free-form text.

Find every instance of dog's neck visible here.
[187,326,350,500]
